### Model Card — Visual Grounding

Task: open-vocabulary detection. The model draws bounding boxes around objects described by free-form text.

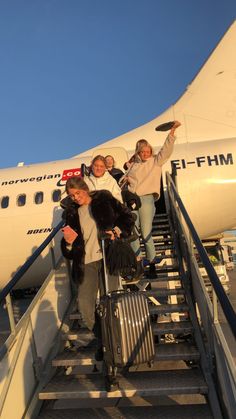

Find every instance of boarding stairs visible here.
[0,172,235,419]
[36,211,218,419]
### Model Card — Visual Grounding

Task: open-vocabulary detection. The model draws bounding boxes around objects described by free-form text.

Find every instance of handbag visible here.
[105,237,137,277]
[121,189,141,211]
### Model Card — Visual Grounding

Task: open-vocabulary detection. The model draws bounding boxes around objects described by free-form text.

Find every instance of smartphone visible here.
[61,225,78,242]
[61,225,76,234]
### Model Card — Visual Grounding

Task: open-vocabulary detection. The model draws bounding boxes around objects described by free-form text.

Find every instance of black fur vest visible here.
[60,190,134,282]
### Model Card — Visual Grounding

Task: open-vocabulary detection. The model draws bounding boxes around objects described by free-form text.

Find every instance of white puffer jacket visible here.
[84,171,122,202]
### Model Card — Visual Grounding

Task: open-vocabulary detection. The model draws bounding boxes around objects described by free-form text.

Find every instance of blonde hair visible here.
[135,139,153,156]
[135,139,148,153]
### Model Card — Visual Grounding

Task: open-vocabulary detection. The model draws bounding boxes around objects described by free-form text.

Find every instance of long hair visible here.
[65,176,89,194]
[135,139,153,156]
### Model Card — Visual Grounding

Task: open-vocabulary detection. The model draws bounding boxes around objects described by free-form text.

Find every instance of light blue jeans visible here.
[131,194,156,262]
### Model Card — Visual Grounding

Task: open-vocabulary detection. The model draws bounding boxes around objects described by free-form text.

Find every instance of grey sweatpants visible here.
[77,260,119,331]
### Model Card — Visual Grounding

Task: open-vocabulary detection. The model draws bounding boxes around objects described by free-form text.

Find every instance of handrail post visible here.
[171,161,178,189]
[49,242,56,270]
[5,294,16,334]
[212,290,219,323]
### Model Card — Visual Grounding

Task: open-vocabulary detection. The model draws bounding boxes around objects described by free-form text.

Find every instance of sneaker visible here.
[143,256,162,267]
[142,258,150,267]
[153,255,162,264]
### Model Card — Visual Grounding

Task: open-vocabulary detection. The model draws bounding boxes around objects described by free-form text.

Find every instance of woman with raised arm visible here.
[127,121,181,278]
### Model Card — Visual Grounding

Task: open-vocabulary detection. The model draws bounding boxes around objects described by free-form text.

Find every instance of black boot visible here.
[95,346,104,361]
[148,262,157,279]
[135,260,144,279]
[105,374,119,392]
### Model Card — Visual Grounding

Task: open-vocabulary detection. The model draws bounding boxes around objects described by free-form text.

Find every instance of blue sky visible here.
[0,0,235,169]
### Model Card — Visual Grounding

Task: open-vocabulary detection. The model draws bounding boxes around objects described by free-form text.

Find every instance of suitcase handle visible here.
[101,239,109,295]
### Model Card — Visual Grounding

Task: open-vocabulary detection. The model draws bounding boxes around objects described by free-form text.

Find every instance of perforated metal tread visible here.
[137,274,181,284]
[63,320,192,341]
[149,303,189,314]
[39,369,208,400]
[38,403,213,418]
[153,321,193,335]
[52,342,200,367]
[144,288,184,297]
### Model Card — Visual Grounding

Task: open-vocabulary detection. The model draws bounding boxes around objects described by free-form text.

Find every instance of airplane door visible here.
[92,147,129,170]
[155,175,166,214]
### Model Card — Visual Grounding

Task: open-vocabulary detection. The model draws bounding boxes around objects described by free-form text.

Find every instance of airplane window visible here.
[35,192,44,205]
[17,194,26,207]
[1,196,9,209]
[52,189,61,202]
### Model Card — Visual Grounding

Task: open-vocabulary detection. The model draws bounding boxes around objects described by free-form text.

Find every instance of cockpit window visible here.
[35,192,44,204]
[52,189,61,202]
[17,194,26,207]
[1,196,9,209]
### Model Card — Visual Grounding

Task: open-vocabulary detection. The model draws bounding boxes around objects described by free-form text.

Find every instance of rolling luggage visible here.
[98,240,155,389]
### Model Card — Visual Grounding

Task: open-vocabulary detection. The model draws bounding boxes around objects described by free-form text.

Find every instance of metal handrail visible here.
[166,172,236,339]
[0,220,64,304]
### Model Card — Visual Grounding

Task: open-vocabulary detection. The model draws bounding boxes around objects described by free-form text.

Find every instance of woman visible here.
[127,121,181,278]
[104,155,124,183]
[84,155,122,202]
[123,139,148,171]
[60,176,134,358]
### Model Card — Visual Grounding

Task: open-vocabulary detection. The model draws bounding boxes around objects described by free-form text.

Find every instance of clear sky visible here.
[0,0,235,169]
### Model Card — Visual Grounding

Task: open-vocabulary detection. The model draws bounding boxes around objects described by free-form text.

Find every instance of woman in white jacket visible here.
[128,121,181,278]
[84,155,122,202]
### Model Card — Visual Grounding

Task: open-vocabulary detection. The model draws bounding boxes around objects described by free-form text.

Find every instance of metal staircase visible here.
[1,172,235,419]
[36,212,218,418]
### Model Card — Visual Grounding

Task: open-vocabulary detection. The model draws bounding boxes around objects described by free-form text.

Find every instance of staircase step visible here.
[70,302,187,321]
[152,223,170,229]
[62,329,95,342]
[144,288,184,297]
[141,253,176,260]
[63,321,192,341]
[152,229,171,235]
[154,212,169,219]
[153,321,193,335]
[153,237,173,244]
[139,274,181,283]
[39,369,208,400]
[38,403,213,419]
[153,244,174,251]
[154,265,179,273]
[52,342,199,367]
[149,303,189,315]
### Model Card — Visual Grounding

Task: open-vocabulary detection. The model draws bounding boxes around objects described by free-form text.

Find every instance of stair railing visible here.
[166,171,236,419]
[0,220,64,335]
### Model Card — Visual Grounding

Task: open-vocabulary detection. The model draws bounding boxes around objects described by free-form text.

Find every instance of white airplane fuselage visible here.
[0,136,235,290]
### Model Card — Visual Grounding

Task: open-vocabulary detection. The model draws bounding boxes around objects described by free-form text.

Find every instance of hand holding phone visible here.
[61,225,78,244]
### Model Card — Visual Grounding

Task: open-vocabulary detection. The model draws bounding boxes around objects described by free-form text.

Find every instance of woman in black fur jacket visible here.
[61,176,134,352]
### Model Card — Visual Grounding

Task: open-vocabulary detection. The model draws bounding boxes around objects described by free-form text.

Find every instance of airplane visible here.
[0,20,236,291]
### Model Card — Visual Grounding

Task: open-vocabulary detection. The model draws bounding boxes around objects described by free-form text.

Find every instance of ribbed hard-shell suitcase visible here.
[99,240,155,369]
[99,291,155,368]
